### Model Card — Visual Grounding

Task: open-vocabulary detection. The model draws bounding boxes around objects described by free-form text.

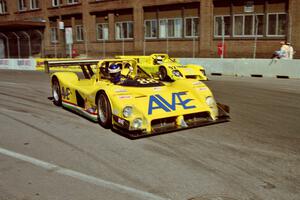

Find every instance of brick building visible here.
[0,0,299,58]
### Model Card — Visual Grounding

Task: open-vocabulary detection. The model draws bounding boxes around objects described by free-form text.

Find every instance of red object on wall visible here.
[217,42,226,57]
[72,48,79,58]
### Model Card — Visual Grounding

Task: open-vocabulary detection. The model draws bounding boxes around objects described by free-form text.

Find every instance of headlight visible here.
[123,106,132,118]
[206,96,218,118]
[172,70,182,77]
[133,118,143,129]
[200,69,206,76]
[206,96,216,107]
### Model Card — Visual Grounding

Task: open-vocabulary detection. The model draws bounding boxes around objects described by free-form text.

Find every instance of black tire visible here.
[52,78,62,106]
[159,66,168,81]
[97,92,112,128]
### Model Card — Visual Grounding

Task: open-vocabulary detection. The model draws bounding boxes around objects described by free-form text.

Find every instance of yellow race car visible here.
[47,58,228,138]
[117,54,208,81]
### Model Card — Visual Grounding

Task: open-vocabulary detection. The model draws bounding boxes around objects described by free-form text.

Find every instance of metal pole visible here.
[103,36,106,58]
[166,29,169,54]
[122,37,125,56]
[192,19,195,58]
[253,14,258,59]
[84,28,88,57]
[288,2,293,44]
[21,31,31,58]
[69,44,72,58]
[12,32,20,58]
[34,30,44,58]
[54,41,57,58]
[0,32,10,58]
[143,24,146,56]
[221,17,225,59]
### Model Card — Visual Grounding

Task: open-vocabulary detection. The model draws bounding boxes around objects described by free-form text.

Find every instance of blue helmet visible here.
[108,64,121,83]
[108,64,121,74]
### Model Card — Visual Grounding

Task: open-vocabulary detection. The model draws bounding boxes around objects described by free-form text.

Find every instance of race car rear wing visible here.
[44,60,100,79]
[44,60,100,73]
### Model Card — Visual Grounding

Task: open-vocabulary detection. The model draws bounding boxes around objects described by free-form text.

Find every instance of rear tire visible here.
[52,78,62,106]
[97,92,112,128]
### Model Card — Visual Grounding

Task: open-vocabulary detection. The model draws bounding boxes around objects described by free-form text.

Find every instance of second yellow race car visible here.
[117,54,208,81]
[46,58,228,138]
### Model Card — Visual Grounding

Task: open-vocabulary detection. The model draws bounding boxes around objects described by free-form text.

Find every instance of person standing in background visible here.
[286,42,294,59]
[280,41,289,59]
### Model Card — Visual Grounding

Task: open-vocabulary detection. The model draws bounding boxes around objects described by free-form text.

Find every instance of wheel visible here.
[159,66,168,81]
[52,78,62,106]
[97,92,112,128]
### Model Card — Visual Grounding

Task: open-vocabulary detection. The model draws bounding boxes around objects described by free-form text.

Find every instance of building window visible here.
[50,27,58,43]
[233,14,264,37]
[76,25,84,41]
[0,0,7,14]
[159,18,182,38]
[96,23,108,40]
[18,0,26,11]
[52,0,61,7]
[30,0,38,9]
[115,21,133,40]
[214,15,231,37]
[185,17,199,37]
[67,0,79,5]
[144,19,157,39]
[267,13,286,36]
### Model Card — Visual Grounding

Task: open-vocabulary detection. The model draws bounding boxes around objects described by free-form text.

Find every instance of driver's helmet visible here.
[156,56,163,64]
[108,63,121,83]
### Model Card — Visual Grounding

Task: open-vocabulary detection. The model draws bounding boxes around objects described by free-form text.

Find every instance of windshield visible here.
[99,60,164,87]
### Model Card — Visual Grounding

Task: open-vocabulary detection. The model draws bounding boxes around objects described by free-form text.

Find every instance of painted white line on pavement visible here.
[0,147,169,200]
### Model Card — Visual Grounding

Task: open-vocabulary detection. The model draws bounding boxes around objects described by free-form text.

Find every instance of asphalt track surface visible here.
[0,70,299,200]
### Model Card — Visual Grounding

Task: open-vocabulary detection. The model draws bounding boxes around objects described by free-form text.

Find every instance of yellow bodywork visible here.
[117,54,208,81]
[49,58,228,137]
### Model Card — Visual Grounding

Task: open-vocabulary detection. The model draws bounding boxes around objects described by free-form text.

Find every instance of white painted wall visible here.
[180,58,300,79]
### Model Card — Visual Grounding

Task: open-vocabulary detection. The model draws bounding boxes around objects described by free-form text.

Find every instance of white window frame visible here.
[144,19,157,39]
[115,21,134,40]
[96,23,108,41]
[214,15,231,38]
[266,12,286,37]
[233,13,264,37]
[52,0,60,7]
[184,17,199,38]
[50,27,58,43]
[18,0,26,11]
[0,0,7,14]
[30,0,38,10]
[76,25,84,41]
[67,0,79,5]
[159,18,183,39]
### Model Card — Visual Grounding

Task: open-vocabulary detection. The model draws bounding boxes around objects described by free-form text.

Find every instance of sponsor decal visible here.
[153,87,162,91]
[118,118,125,125]
[118,95,131,99]
[0,60,9,65]
[193,81,202,85]
[184,68,193,73]
[115,89,128,93]
[148,92,196,115]
[198,87,208,91]
[17,60,31,66]
[136,78,159,84]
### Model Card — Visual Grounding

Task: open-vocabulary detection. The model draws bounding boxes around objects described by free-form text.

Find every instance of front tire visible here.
[97,92,112,128]
[52,78,62,106]
[159,66,168,81]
